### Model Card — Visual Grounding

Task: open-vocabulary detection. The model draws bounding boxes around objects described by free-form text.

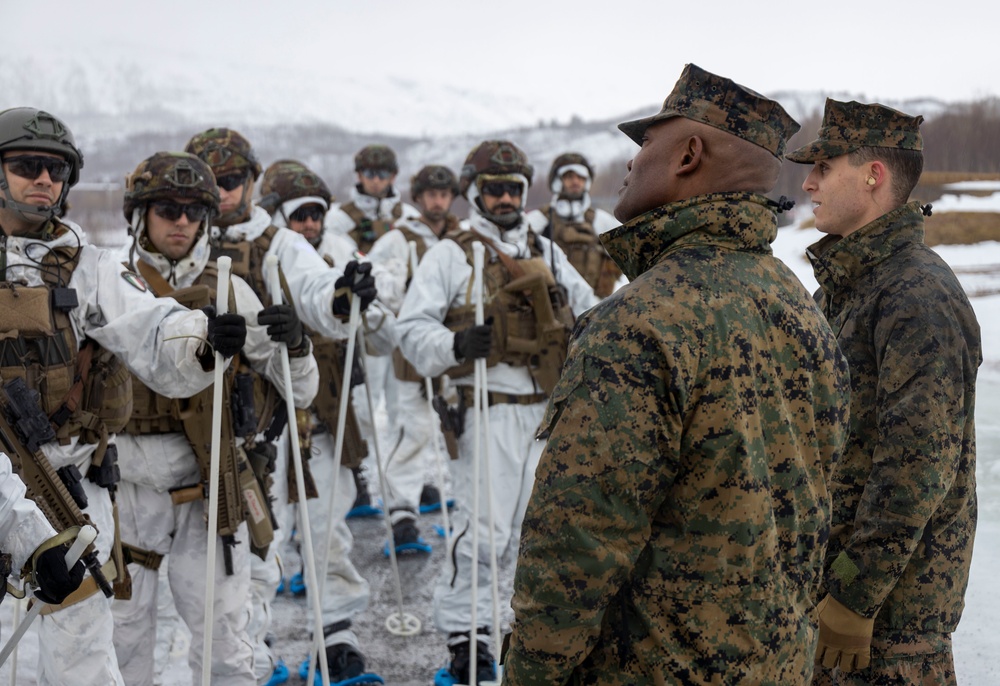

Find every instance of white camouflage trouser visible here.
[112,481,256,686]
[302,430,370,649]
[383,378,439,523]
[38,477,125,686]
[433,399,546,635]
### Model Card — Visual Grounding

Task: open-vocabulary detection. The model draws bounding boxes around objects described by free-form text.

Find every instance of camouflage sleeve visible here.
[828,284,975,617]
[504,322,681,684]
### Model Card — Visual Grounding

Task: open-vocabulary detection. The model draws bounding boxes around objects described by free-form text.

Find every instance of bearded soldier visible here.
[111,152,318,686]
[396,140,598,684]
[526,153,625,297]
[0,108,246,686]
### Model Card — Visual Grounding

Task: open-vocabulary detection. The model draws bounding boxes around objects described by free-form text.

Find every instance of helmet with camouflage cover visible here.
[458,140,533,198]
[354,145,398,174]
[548,152,594,192]
[0,107,83,220]
[258,159,332,215]
[184,127,263,180]
[410,165,459,201]
[123,152,220,223]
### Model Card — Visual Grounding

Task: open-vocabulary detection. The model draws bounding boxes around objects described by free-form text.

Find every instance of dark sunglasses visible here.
[4,155,72,183]
[289,205,326,222]
[151,200,211,222]
[215,171,248,191]
[481,181,522,197]
[361,169,393,180]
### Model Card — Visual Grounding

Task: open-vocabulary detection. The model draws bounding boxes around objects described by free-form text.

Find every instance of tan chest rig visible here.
[442,230,575,395]
[342,201,402,254]
[540,205,622,298]
[0,240,132,468]
[1,231,134,604]
[123,261,274,566]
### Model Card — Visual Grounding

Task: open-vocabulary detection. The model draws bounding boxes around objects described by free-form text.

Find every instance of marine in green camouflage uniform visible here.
[503,64,852,685]
[787,100,982,686]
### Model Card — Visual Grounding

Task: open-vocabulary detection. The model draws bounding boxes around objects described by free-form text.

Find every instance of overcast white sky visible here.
[10,0,998,125]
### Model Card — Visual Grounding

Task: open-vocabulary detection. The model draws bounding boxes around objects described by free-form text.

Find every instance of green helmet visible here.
[410,165,459,201]
[123,152,220,222]
[354,145,398,173]
[258,159,332,214]
[0,108,83,220]
[184,127,262,181]
[458,140,533,198]
[548,152,594,190]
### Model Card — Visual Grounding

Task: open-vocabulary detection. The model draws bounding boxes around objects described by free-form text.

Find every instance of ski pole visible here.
[469,241,486,685]
[202,255,230,685]
[0,524,98,668]
[308,264,363,686]
[266,255,331,686]
[407,241,452,543]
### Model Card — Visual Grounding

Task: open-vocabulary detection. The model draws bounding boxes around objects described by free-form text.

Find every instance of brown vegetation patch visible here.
[924,212,1000,247]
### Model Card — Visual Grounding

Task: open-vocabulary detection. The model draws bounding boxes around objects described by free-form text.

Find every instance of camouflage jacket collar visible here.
[600,192,778,281]
[806,201,924,295]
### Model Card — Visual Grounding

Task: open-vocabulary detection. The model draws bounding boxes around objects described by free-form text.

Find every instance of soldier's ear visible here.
[677,135,704,175]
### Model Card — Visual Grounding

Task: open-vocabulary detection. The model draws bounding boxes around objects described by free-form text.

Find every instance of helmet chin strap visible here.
[0,169,64,225]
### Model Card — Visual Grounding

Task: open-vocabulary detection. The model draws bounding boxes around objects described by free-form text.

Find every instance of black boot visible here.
[445,630,496,684]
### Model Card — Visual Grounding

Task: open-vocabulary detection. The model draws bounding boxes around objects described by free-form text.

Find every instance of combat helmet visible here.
[184,127,262,180]
[458,140,533,198]
[354,145,398,174]
[548,152,594,192]
[123,152,220,223]
[0,107,83,220]
[258,159,332,215]
[410,165,460,201]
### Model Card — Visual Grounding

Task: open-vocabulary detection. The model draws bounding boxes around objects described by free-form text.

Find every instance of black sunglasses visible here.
[481,181,522,197]
[289,205,326,222]
[361,169,393,180]
[151,200,211,222]
[215,171,248,191]
[4,155,72,183]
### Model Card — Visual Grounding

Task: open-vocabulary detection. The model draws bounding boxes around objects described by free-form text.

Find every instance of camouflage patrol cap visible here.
[548,152,594,188]
[410,165,460,200]
[123,151,220,221]
[459,140,534,197]
[258,159,332,214]
[785,98,924,163]
[184,127,263,180]
[618,63,800,158]
[354,145,398,173]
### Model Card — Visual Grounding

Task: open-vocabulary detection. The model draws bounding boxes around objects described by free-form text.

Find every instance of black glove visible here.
[257,303,303,348]
[453,318,493,360]
[332,261,377,317]
[203,306,247,358]
[32,540,86,605]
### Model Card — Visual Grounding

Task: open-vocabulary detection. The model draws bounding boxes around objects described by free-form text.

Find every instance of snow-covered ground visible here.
[2,191,999,685]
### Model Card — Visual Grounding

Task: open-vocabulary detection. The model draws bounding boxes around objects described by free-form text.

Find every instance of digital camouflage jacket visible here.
[503,193,851,685]
[807,201,981,639]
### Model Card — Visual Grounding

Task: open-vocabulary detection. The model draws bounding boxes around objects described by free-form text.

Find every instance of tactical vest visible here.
[0,232,132,458]
[540,205,622,298]
[342,201,402,253]
[442,230,575,395]
[308,333,368,468]
[122,262,273,551]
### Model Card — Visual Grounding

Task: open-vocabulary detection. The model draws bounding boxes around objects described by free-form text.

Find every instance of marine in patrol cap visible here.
[786,98,924,163]
[618,63,800,158]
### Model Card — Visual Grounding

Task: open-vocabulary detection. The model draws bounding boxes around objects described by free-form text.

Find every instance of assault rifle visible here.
[0,377,112,597]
